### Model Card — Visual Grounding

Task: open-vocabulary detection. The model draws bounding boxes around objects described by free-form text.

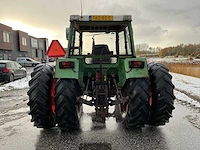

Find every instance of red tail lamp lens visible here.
[3,68,9,73]
[129,61,145,68]
[59,61,74,69]
[96,71,99,81]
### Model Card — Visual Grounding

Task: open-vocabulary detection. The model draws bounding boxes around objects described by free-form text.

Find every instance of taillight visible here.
[59,61,74,69]
[129,61,145,68]
[96,71,99,81]
[3,68,9,73]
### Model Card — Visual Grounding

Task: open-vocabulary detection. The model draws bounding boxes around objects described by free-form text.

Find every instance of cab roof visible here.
[70,15,132,32]
[70,15,132,22]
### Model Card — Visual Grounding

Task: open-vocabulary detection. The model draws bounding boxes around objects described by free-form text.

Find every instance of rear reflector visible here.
[129,61,145,68]
[59,61,74,69]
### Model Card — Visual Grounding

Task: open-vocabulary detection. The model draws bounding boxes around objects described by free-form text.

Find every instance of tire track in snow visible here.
[175,88,200,103]
[174,89,200,108]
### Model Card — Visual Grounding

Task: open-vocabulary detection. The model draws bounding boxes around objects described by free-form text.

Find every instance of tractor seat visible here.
[92,44,110,55]
[92,44,111,63]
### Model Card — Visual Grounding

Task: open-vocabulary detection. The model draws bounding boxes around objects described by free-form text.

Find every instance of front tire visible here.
[27,65,55,128]
[32,63,37,67]
[122,79,151,129]
[148,62,175,126]
[55,79,82,130]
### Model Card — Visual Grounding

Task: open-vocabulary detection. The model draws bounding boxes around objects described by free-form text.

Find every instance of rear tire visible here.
[9,74,14,82]
[122,79,151,129]
[55,79,82,130]
[31,64,46,77]
[27,65,55,128]
[148,62,175,126]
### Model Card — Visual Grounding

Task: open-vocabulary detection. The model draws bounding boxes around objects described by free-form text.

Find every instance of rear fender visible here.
[118,57,149,86]
[55,58,79,79]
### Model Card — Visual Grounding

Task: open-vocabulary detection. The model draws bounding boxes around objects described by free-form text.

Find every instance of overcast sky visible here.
[0,0,200,48]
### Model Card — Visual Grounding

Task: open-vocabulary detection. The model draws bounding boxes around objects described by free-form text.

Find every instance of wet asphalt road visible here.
[0,88,200,150]
[0,66,200,149]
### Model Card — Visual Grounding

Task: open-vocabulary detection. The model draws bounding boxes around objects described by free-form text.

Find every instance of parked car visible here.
[41,58,46,63]
[0,60,27,82]
[16,57,41,67]
[49,57,55,62]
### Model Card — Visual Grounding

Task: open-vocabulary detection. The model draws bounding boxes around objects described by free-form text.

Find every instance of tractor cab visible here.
[65,15,135,57]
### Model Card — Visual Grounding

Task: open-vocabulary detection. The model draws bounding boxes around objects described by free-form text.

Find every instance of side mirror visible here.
[66,28,70,40]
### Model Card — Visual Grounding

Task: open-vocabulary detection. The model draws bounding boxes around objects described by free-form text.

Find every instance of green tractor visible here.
[27,15,175,130]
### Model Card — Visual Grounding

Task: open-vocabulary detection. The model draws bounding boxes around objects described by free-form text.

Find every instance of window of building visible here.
[22,37,27,46]
[3,31,10,43]
[31,38,38,48]
[0,54,3,60]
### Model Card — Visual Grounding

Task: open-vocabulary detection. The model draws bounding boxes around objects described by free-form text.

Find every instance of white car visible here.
[16,57,41,67]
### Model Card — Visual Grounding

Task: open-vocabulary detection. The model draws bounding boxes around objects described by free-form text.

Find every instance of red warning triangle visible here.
[46,40,66,57]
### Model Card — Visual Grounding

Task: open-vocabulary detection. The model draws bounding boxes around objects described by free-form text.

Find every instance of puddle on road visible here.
[81,105,118,132]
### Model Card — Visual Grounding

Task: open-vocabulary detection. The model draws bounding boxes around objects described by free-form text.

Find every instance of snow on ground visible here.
[147,57,200,63]
[0,75,30,92]
[174,90,200,108]
[171,72,200,108]
[0,69,200,108]
[171,72,200,98]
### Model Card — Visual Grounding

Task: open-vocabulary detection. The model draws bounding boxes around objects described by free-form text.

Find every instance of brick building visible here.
[0,23,13,60]
[0,23,48,62]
